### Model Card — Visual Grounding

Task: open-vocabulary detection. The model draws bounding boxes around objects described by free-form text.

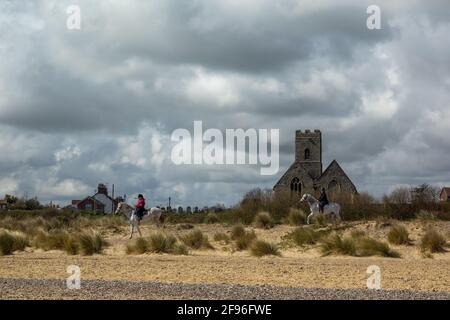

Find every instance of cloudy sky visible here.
[1,0,450,208]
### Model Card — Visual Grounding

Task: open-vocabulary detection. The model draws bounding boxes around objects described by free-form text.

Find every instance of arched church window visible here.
[290,177,301,194]
[304,149,310,160]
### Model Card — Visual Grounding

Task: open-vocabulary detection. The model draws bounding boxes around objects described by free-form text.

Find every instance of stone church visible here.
[273,129,357,198]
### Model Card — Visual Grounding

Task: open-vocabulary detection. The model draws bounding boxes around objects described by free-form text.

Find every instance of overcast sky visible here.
[1,0,450,208]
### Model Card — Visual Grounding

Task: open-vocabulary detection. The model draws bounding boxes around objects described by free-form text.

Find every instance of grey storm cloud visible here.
[1,0,450,207]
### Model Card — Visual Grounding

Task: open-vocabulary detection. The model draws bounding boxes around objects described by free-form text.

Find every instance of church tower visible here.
[295,129,322,179]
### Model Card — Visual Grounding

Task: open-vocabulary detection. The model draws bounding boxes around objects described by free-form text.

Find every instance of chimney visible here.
[97,183,108,196]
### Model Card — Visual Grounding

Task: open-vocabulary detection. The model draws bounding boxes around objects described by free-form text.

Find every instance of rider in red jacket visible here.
[135,194,146,219]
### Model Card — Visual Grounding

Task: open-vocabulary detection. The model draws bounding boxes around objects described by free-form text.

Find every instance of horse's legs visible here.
[307,212,314,225]
[137,224,143,237]
[129,225,134,239]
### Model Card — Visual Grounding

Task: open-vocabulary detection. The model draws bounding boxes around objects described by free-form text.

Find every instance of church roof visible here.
[318,160,357,192]
[273,161,313,189]
[273,159,357,193]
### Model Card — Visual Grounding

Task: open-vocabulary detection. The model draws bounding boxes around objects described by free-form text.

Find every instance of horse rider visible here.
[135,194,146,220]
[318,188,329,213]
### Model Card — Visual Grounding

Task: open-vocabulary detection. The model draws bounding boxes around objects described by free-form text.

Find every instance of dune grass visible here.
[234,229,257,251]
[213,232,231,243]
[253,211,274,229]
[126,232,189,255]
[33,230,70,251]
[230,224,246,240]
[320,233,400,258]
[320,234,357,256]
[147,232,177,253]
[32,229,107,255]
[287,226,328,246]
[0,231,29,255]
[387,224,410,245]
[126,237,150,254]
[286,208,306,226]
[250,240,281,257]
[78,231,108,255]
[420,228,446,254]
[180,229,213,250]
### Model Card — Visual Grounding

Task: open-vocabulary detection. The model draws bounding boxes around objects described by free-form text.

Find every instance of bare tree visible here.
[388,187,412,204]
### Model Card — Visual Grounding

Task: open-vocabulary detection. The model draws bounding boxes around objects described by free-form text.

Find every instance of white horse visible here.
[114,202,165,239]
[300,193,341,224]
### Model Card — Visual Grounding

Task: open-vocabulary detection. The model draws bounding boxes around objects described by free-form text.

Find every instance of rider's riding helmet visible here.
[138,194,144,198]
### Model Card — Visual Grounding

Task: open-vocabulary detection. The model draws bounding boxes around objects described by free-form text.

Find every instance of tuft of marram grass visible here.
[180,229,213,250]
[230,224,246,240]
[204,213,219,224]
[320,233,399,258]
[387,224,410,245]
[148,232,177,253]
[172,243,189,255]
[250,240,281,257]
[358,237,400,258]
[213,232,230,243]
[253,211,274,229]
[63,235,79,255]
[288,227,326,246]
[320,234,356,256]
[126,237,149,255]
[33,230,69,251]
[126,233,189,255]
[286,208,306,226]
[0,231,29,255]
[420,228,446,253]
[234,230,257,251]
[78,231,107,255]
